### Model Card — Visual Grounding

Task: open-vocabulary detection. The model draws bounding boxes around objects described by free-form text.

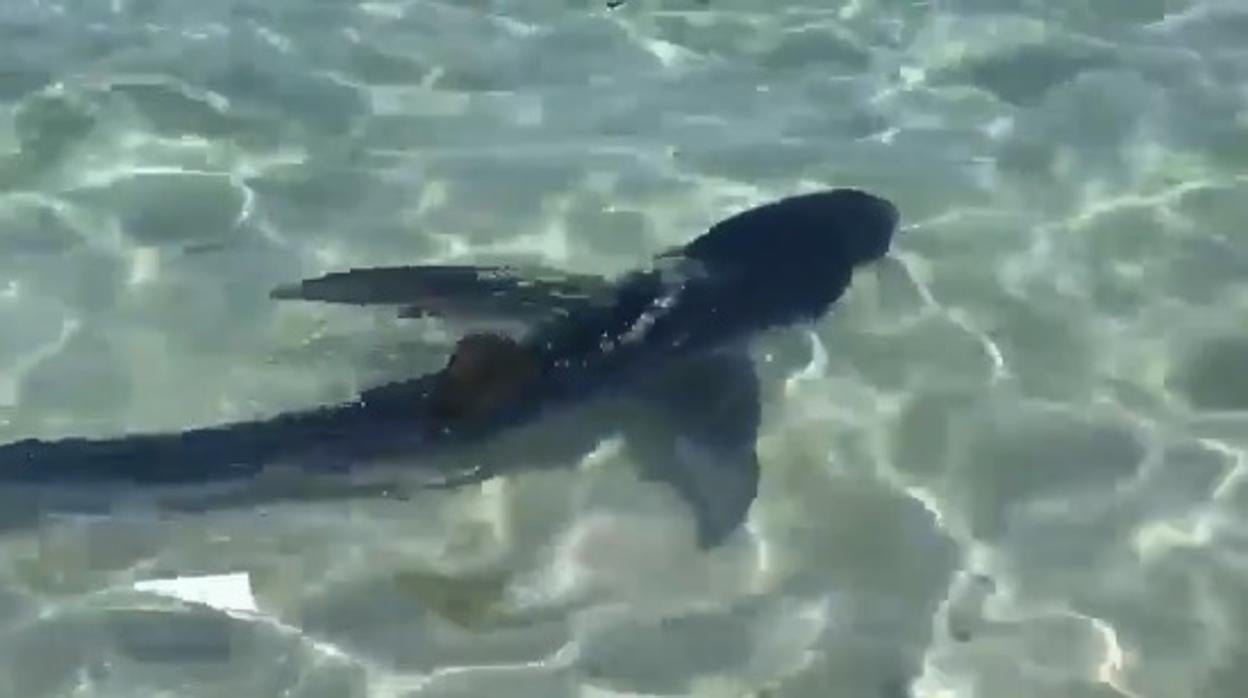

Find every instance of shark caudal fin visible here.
[0,430,270,485]
[0,404,376,486]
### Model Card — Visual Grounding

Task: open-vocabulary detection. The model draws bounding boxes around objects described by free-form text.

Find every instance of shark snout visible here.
[832,188,899,266]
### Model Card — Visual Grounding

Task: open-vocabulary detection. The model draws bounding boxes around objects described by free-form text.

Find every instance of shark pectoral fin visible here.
[667,434,760,550]
[270,265,612,324]
[624,350,762,549]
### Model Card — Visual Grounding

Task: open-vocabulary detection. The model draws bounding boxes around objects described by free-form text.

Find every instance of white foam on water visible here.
[133,572,259,614]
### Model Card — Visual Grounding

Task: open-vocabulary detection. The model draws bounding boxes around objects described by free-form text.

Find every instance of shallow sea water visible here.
[1,0,1247,696]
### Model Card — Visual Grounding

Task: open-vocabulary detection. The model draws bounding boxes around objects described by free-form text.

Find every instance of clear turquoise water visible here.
[1,1,1246,696]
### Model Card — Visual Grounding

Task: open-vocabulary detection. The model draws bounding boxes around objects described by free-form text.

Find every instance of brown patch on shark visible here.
[429,333,540,426]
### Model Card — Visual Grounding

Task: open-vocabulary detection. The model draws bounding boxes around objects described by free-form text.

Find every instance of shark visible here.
[0,188,899,547]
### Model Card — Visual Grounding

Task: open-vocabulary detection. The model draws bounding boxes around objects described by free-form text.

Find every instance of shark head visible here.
[675,188,900,326]
[683,188,899,272]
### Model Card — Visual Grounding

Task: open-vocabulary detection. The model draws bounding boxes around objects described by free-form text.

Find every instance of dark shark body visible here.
[0,189,899,547]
